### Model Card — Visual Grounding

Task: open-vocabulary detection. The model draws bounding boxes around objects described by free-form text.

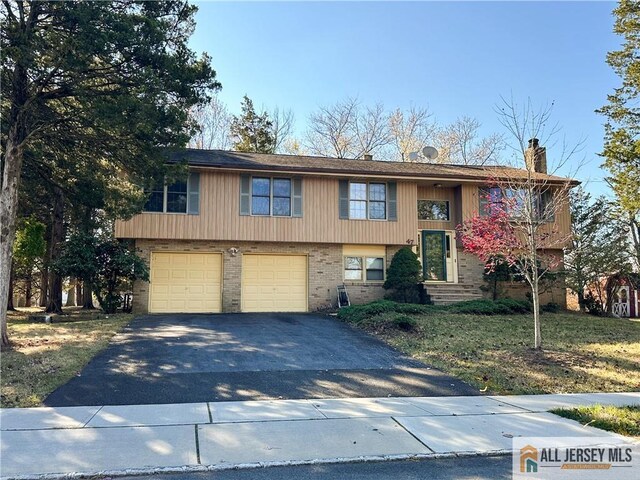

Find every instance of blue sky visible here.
[189,1,620,196]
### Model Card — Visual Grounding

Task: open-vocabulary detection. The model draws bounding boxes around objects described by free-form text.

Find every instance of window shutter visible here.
[240,174,251,215]
[387,182,397,221]
[187,172,200,215]
[339,180,349,219]
[292,177,303,217]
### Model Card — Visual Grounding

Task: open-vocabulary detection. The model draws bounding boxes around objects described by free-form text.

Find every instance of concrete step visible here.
[423,284,484,305]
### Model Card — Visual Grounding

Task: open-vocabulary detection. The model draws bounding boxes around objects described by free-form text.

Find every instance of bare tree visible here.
[388,106,436,162]
[353,103,392,159]
[281,138,307,156]
[435,116,505,165]
[305,98,392,159]
[189,96,232,150]
[270,107,296,154]
[459,97,584,349]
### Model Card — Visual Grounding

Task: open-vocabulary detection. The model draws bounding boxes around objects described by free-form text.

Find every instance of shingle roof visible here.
[166,148,576,184]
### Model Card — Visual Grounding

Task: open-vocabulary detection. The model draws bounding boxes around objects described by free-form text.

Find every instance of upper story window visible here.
[167,181,188,213]
[347,182,387,220]
[251,177,292,216]
[479,187,503,216]
[418,200,450,221]
[144,173,199,215]
[240,175,302,217]
[479,186,554,221]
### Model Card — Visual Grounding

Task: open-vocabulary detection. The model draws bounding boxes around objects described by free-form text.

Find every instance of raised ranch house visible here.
[115,143,573,314]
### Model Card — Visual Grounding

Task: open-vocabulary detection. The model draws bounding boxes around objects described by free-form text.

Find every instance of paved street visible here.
[44,313,476,406]
[115,456,513,480]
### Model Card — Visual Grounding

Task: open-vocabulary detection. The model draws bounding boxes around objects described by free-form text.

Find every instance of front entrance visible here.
[420,230,457,283]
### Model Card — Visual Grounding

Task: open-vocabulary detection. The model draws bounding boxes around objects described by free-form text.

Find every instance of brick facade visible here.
[133,239,402,314]
[456,250,567,308]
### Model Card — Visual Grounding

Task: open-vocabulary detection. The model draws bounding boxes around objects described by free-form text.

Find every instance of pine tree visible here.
[230,96,275,153]
[598,0,640,268]
[0,1,218,347]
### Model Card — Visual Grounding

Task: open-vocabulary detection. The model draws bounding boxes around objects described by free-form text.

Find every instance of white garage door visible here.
[242,254,308,312]
[149,252,222,313]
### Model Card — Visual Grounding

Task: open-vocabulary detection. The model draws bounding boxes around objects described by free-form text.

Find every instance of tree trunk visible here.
[577,291,585,312]
[83,281,95,309]
[39,268,48,307]
[1,126,27,348]
[25,276,32,307]
[7,265,15,311]
[76,281,82,306]
[45,186,64,314]
[65,279,76,306]
[531,270,542,350]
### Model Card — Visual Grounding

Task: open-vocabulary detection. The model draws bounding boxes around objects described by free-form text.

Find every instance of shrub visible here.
[391,314,418,331]
[383,247,423,303]
[583,292,605,316]
[481,258,513,300]
[337,300,435,324]
[541,302,561,313]
[447,299,532,315]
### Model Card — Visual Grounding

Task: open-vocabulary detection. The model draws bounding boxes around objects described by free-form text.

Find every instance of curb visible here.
[2,450,512,480]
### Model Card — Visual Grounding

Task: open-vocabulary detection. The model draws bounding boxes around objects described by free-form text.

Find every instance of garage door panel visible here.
[149,252,222,313]
[242,254,307,312]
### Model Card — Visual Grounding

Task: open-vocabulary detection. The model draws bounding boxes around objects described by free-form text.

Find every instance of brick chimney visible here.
[525,138,547,174]
[363,153,373,161]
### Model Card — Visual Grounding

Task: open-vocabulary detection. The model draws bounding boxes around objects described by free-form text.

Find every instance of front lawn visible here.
[552,405,640,437]
[1,308,131,408]
[338,302,640,395]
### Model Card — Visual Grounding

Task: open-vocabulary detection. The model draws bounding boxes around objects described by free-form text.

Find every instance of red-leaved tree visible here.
[458,185,566,350]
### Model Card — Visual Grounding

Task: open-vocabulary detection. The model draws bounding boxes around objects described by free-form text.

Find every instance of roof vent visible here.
[363,154,373,161]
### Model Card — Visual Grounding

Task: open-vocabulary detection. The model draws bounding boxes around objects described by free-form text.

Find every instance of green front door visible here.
[421,230,447,281]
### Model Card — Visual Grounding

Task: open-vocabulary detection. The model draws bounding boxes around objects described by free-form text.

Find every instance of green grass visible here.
[1,308,131,408]
[340,302,640,395]
[552,405,640,437]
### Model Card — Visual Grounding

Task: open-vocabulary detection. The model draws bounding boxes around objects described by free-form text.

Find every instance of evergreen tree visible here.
[230,96,275,153]
[598,0,640,268]
[565,187,631,311]
[0,1,218,346]
[383,247,423,303]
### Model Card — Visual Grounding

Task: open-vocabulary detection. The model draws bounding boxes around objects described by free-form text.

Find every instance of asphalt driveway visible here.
[44,313,478,406]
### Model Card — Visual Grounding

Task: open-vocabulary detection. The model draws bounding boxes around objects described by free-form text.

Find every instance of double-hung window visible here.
[251,177,292,216]
[479,186,555,221]
[343,255,385,282]
[340,180,396,221]
[240,175,302,217]
[348,182,387,220]
[251,177,272,215]
[144,173,200,214]
[272,178,292,216]
[166,181,188,213]
[145,183,165,213]
[479,187,503,216]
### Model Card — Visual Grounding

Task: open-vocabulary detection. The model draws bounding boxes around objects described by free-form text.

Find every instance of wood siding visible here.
[115,171,418,245]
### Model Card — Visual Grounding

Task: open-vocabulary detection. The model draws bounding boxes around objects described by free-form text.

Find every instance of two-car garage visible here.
[148,252,308,314]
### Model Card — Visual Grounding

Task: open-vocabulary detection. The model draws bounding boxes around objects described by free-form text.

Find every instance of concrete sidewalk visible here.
[1,393,639,479]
